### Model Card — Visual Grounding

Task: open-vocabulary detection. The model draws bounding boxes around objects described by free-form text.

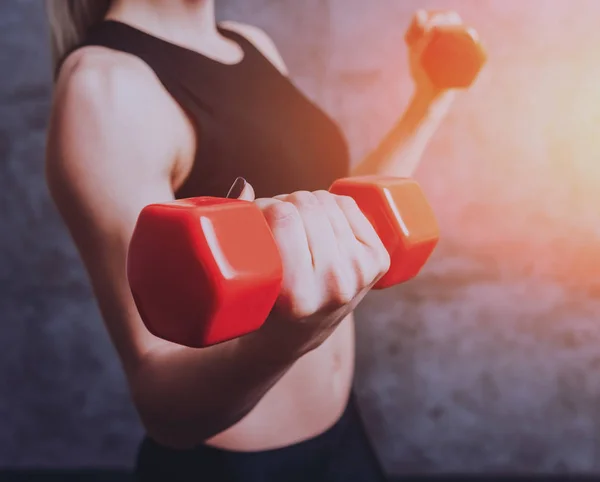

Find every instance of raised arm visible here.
[352,10,484,178]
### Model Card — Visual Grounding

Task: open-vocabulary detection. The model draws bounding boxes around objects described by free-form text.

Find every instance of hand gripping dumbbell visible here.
[127,177,439,348]
[405,10,486,89]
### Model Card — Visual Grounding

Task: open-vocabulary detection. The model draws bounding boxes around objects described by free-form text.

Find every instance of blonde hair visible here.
[45,0,112,73]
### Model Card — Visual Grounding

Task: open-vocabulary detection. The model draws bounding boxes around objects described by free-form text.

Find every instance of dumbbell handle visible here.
[127,176,437,348]
[405,10,479,47]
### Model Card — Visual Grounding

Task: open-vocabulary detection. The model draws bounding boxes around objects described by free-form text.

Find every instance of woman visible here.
[44,0,459,480]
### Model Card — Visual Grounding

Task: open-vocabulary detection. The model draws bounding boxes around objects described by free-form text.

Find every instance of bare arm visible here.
[224,20,453,179]
[46,54,298,449]
[352,10,484,178]
[351,90,454,178]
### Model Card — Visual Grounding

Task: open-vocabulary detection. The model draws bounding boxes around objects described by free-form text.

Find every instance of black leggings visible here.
[134,393,387,482]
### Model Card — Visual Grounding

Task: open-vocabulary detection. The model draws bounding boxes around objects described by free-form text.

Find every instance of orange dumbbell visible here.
[406,10,486,89]
[127,176,439,348]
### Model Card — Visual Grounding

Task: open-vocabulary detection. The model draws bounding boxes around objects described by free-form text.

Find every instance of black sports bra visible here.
[80,20,351,199]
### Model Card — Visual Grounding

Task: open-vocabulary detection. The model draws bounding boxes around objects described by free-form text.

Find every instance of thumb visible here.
[226,176,255,201]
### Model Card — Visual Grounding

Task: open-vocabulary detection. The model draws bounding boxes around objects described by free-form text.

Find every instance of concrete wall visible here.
[2,0,600,475]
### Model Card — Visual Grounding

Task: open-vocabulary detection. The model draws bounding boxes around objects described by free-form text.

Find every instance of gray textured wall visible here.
[2,0,600,475]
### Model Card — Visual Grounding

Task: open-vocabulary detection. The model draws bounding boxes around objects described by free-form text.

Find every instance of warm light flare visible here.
[418,37,600,291]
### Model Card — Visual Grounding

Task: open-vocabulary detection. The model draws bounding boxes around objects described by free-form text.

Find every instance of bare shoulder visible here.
[219,21,288,75]
[46,48,179,372]
[46,45,183,239]
[48,46,183,186]
[53,46,170,132]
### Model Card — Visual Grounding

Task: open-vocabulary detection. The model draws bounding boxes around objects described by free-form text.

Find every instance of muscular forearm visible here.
[351,89,454,178]
[130,330,296,449]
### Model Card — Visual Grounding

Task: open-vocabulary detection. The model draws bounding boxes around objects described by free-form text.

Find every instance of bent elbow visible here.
[135,402,250,451]
[129,369,248,450]
[139,413,205,450]
[130,380,207,450]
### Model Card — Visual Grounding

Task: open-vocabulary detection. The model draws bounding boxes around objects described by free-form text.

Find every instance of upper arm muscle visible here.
[46,51,178,374]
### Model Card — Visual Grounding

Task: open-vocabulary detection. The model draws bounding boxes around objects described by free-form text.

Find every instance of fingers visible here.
[334,194,391,282]
[239,182,256,201]
[312,190,356,246]
[415,9,463,36]
[256,189,391,319]
[285,191,357,305]
[428,11,463,34]
[333,195,381,249]
[415,9,429,27]
[271,191,358,308]
[254,198,312,272]
[254,197,315,308]
[226,177,255,201]
[278,190,389,299]
[431,11,463,27]
[273,191,339,271]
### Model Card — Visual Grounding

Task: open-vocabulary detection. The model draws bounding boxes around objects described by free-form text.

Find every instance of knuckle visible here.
[332,285,354,307]
[335,194,359,212]
[263,201,299,225]
[314,190,340,212]
[281,289,319,319]
[312,190,333,203]
[329,265,356,306]
[377,245,391,273]
[291,301,317,320]
[382,250,391,272]
[315,191,344,218]
[289,190,320,210]
[356,256,376,288]
[355,246,387,286]
[445,12,462,24]
[366,243,391,278]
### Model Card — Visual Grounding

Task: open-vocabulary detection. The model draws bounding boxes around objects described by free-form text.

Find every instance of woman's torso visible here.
[78,20,356,451]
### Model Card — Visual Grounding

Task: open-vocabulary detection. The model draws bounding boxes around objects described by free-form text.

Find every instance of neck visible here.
[107,0,217,42]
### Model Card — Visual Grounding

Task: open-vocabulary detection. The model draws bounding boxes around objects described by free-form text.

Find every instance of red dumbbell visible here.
[405,10,486,89]
[127,176,439,348]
